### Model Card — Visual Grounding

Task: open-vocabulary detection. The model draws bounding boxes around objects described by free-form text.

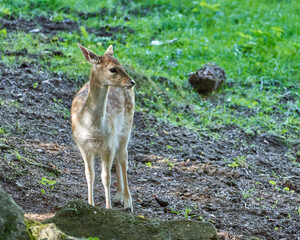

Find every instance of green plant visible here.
[268,180,282,191]
[242,187,255,199]
[184,207,197,219]
[207,219,215,223]
[0,127,8,134]
[52,98,70,119]
[39,177,57,194]
[170,207,182,215]
[8,100,20,108]
[0,7,12,16]
[145,162,152,167]
[228,160,239,168]
[80,26,89,39]
[269,180,276,186]
[51,13,64,22]
[228,156,246,168]
[14,151,22,160]
[164,158,174,170]
[0,28,7,37]
[271,200,279,209]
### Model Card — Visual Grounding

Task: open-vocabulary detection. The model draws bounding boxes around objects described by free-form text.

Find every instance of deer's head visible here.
[78,43,135,88]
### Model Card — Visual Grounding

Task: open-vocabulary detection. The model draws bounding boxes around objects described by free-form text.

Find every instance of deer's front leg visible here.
[101,150,114,209]
[79,146,95,206]
[119,149,133,212]
[114,158,124,205]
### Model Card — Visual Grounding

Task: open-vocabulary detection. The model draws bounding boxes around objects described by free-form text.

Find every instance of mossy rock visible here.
[30,223,84,240]
[0,186,30,240]
[46,200,218,240]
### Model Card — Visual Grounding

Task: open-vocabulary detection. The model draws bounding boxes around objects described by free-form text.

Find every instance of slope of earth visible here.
[0,57,299,240]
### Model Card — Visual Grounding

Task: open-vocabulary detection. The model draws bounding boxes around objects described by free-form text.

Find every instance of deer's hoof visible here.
[113,201,122,207]
[114,192,124,206]
[124,206,134,214]
[123,195,133,213]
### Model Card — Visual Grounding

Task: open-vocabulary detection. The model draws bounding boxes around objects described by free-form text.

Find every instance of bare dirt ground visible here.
[0,16,299,240]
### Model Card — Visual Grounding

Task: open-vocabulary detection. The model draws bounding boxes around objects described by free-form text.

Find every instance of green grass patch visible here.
[0,0,299,141]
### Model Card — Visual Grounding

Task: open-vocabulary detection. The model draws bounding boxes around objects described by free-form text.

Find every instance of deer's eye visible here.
[110,67,117,73]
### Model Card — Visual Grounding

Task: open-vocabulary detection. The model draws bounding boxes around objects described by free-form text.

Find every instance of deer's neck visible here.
[85,70,109,130]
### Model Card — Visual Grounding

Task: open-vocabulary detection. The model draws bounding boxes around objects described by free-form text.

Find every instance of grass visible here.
[0,0,299,141]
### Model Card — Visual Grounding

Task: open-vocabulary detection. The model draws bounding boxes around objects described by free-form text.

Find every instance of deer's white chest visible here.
[74,109,126,152]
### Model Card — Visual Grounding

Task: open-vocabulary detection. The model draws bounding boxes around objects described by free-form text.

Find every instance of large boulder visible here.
[189,64,226,93]
[45,200,218,240]
[0,186,30,240]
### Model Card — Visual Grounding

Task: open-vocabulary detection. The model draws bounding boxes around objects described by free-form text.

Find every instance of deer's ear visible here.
[104,45,113,56]
[77,43,99,64]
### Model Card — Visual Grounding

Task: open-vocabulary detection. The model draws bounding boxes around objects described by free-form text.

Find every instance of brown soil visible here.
[0,15,133,41]
[0,16,299,240]
[0,15,78,35]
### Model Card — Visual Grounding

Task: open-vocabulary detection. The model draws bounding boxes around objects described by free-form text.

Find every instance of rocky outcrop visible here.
[189,64,226,93]
[0,188,219,240]
[46,200,219,240]
[0,186,30,240]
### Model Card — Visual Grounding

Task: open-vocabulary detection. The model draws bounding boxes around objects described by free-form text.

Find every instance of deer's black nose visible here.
[129,79,135,86]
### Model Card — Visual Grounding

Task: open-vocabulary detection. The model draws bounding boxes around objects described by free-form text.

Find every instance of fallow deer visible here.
[71,43,135,212]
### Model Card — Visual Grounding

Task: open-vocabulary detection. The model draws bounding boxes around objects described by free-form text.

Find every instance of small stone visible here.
[154,197,169,207]
[29,28,40,33]
[135,153,158,163]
